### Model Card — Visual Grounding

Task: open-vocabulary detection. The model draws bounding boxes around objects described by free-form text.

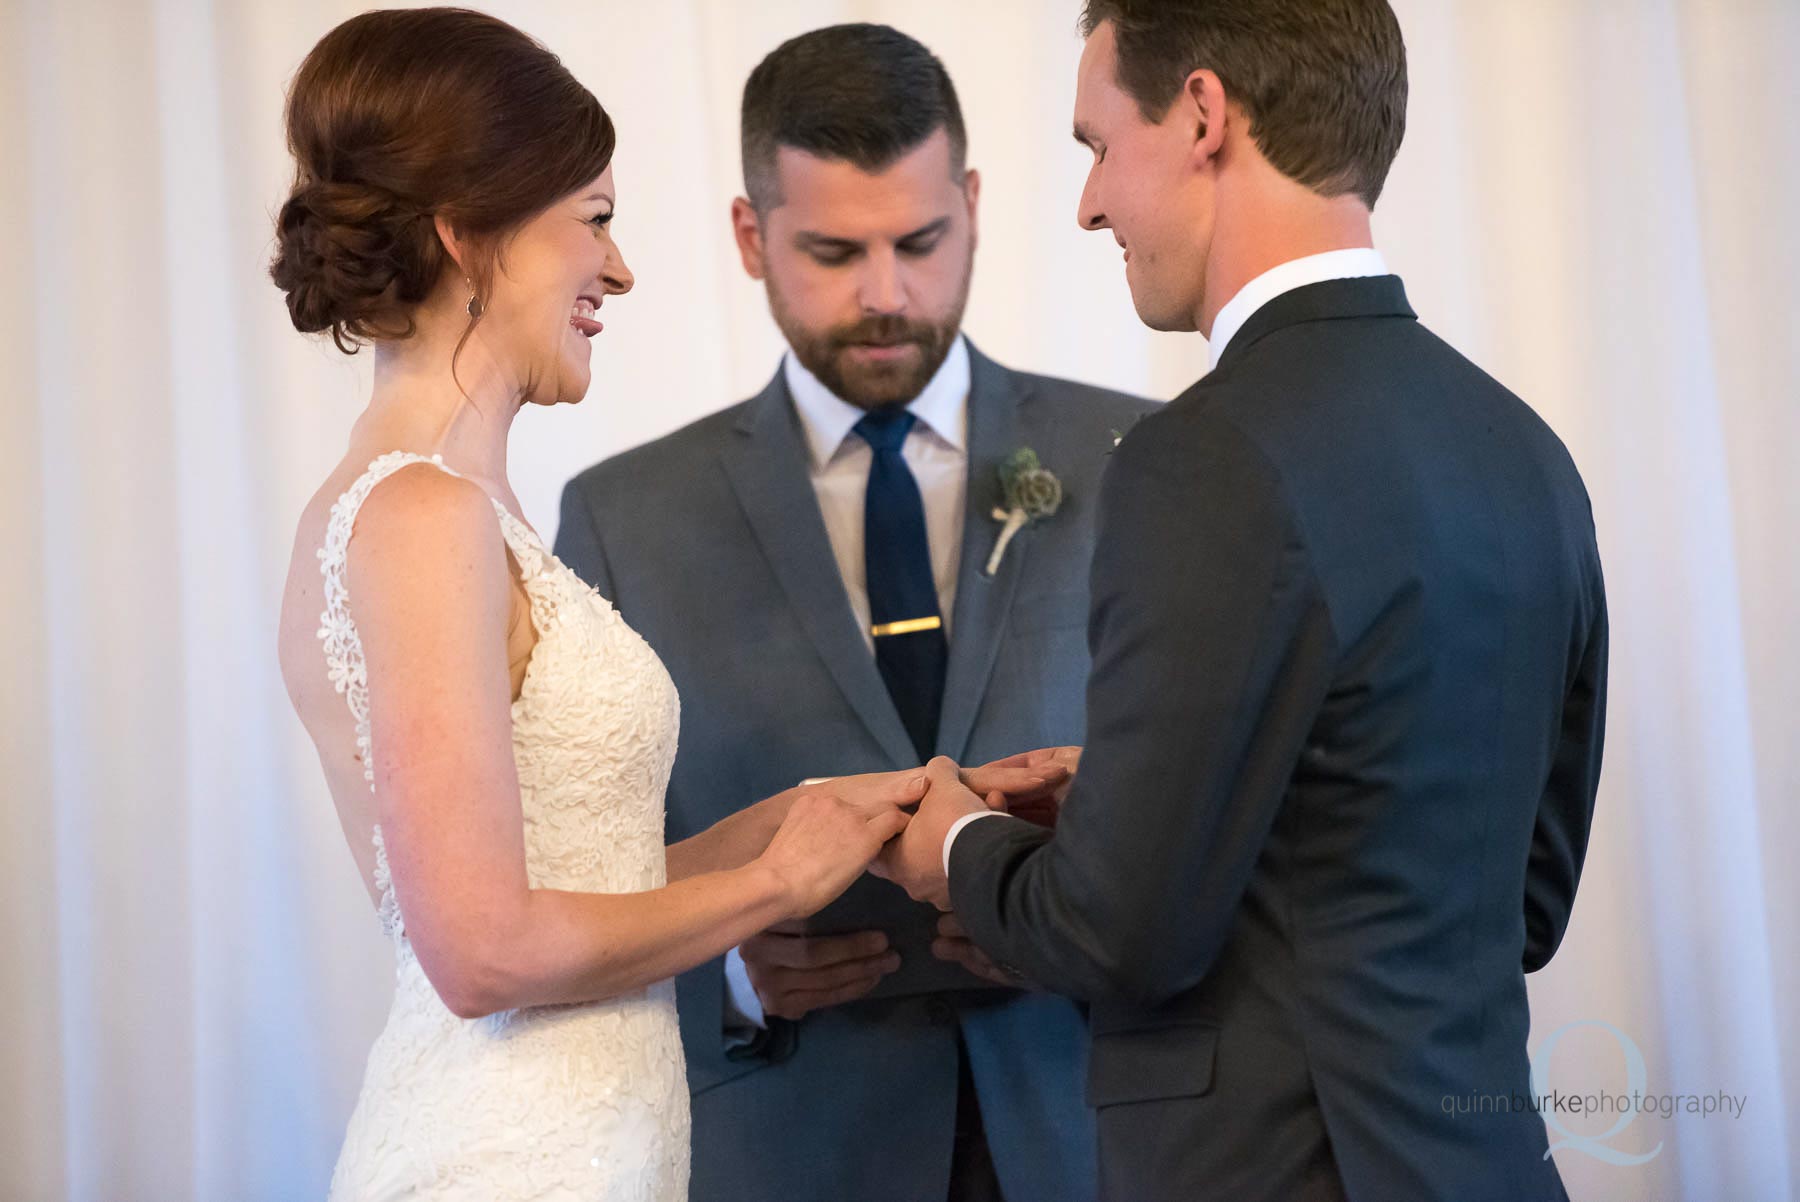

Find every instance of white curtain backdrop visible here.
[2,1,1793,1198]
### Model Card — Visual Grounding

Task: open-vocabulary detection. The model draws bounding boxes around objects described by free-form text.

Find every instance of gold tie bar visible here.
[870,616,942,638]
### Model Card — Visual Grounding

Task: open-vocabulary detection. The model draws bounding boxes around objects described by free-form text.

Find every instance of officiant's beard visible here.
[764,267,971,411]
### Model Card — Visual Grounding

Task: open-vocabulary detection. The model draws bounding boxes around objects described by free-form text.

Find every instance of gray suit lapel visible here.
[936,345,1030,762]
[721,371,919,767]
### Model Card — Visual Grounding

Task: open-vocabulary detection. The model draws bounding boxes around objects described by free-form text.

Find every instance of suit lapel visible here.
[721,370,920,767]
[935,345,1029,763]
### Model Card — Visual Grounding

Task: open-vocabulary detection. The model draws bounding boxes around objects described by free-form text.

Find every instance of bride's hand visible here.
[808,768,932,819]
[756,787,915,919]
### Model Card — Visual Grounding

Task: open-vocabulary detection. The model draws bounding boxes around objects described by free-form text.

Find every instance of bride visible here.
[269,10,976,1199]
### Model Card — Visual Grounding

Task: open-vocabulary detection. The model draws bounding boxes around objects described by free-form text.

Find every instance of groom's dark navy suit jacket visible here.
[950,277,1606,1202]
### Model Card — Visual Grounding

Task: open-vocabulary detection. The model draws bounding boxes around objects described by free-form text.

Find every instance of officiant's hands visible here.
[931,912,1022,986]
[740,921,901,1020]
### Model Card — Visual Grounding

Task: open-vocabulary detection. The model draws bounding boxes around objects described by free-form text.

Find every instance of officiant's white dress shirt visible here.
[725,336,972,1028]
[937,248,1391,876]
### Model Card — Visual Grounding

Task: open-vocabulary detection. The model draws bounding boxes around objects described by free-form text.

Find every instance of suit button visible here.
[926,998,955,1026]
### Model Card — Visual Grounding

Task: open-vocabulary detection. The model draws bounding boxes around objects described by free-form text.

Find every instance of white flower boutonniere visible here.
[984,447,1063,577]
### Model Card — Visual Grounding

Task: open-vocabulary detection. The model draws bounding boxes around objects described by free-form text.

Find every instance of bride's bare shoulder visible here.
[276,456,496,714]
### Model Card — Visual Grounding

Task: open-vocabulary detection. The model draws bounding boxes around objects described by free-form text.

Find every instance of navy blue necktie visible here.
[854,408,948,762]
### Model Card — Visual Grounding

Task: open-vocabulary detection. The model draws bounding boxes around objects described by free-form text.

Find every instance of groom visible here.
[883,3,1608,1201]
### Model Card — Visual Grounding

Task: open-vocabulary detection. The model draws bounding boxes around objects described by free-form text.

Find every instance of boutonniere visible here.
[984,448,1063,577]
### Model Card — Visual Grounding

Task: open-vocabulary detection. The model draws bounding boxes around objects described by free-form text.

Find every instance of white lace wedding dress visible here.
[316,452,690,1201]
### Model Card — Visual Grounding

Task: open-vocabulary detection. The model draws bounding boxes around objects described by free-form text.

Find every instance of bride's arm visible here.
[664,768,932,882]
[351,469,906,1019]
[664,792,793,882]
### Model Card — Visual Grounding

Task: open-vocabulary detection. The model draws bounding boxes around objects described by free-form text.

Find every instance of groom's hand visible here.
[872,756,987,910]
[739,921,901,1021]
[961,746,1081,828]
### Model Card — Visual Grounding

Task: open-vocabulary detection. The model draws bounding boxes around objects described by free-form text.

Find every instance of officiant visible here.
[557,23,1153,1202]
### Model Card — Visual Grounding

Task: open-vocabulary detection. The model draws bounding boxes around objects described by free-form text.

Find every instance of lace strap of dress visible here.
[486,499,561,636]
[317,451,485,939]
[317,452,469,788]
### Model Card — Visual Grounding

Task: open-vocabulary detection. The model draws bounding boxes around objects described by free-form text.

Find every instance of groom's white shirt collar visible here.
[1206,247,1390,369]
[784,335,971,467]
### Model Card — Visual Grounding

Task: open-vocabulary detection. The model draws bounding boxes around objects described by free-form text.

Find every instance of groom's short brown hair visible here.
[1081,0,1407,208]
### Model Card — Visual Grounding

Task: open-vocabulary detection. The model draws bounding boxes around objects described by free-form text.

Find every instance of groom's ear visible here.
[1181,69,1229,166]
[730,196,768,281]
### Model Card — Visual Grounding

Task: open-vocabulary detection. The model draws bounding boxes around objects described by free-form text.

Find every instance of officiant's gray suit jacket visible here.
[555,342,1155,1202]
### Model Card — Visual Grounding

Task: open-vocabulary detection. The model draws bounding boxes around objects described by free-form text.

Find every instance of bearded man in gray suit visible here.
[555,24,1154,1202]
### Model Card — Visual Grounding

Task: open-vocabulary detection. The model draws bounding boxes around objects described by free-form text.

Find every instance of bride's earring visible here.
[465,278,484,319]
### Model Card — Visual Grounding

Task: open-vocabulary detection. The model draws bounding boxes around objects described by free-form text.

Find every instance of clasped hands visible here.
[742,747,1078,1018]
[869,746,1081,912]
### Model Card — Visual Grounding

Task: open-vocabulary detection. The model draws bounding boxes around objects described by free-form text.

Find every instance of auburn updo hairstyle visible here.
[270,8,615,353]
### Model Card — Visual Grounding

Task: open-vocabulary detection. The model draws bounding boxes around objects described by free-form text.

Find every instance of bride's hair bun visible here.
[271,180,442,351]
[269,8,616,354]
